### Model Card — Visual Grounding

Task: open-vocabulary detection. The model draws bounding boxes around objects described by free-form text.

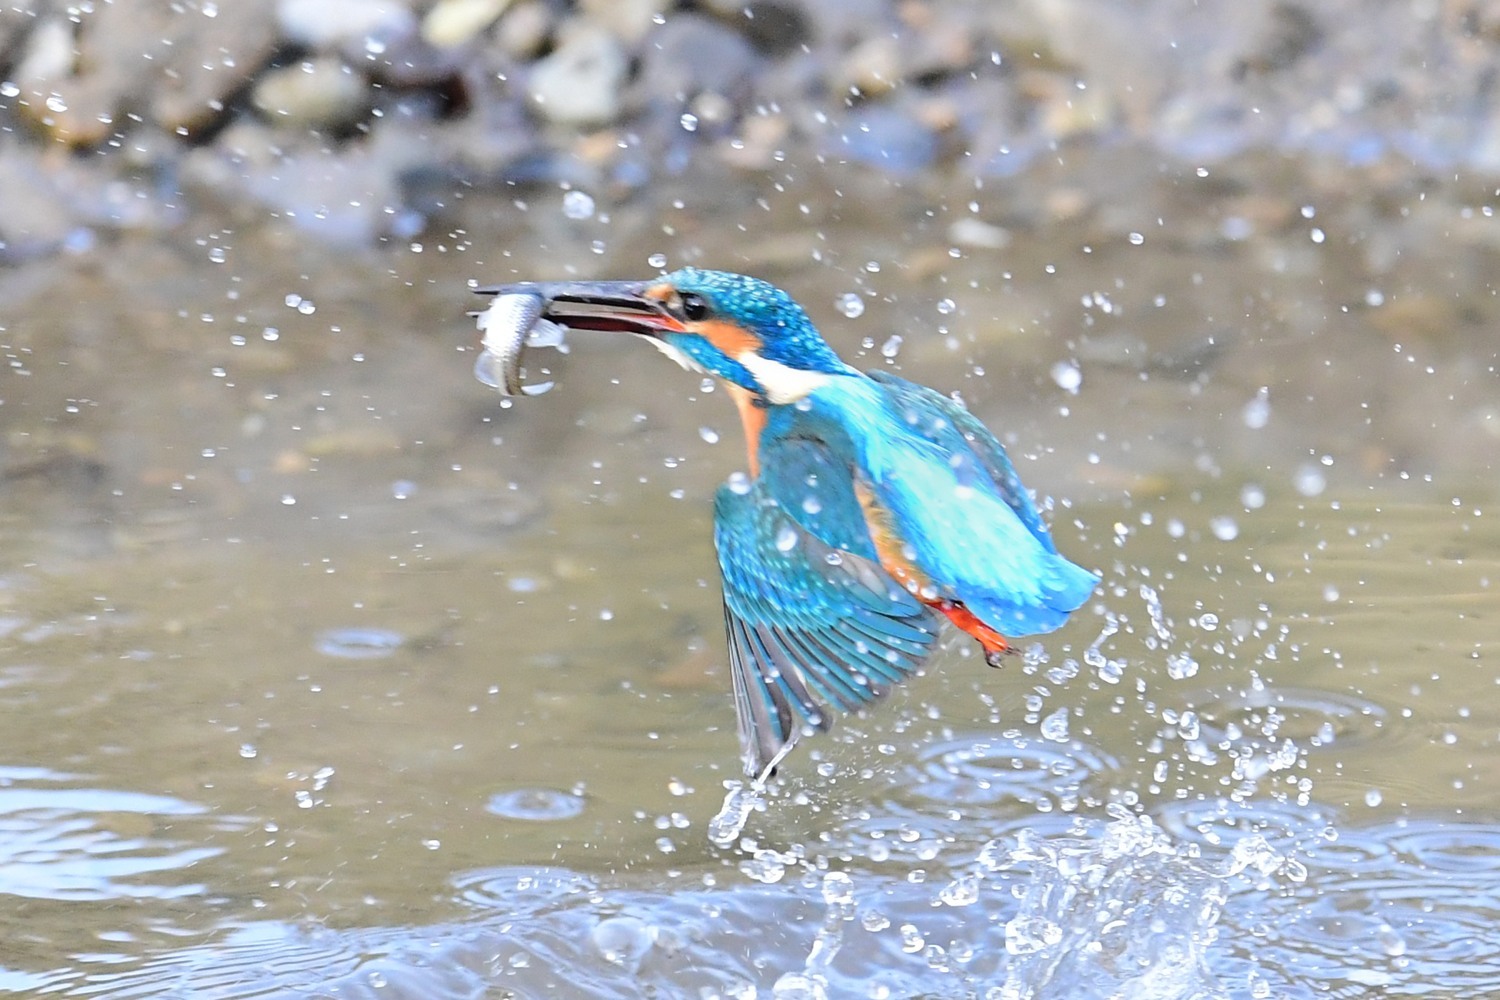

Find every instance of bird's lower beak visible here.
[474,280,683,336]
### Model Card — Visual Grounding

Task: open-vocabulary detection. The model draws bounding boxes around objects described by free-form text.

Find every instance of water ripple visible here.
[0,772,232,902]
[1191,685,1390,749]
[485,788,587,821]
[901,732,1119,808]
[314,627,405,659]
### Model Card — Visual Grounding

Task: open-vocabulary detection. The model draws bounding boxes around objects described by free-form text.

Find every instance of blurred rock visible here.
[421,0,514,49]
[700,0,844,54]
[635,15,761,110]
[253,59,370,133]
[579,0,671,45]
[826,102,941,174]
[526,23,628,128]
[13,0,276,144]
[277,0,417,50]
[494,1,554,61]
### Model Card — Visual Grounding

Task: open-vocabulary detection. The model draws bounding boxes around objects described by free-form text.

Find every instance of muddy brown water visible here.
[0,155,1496,996]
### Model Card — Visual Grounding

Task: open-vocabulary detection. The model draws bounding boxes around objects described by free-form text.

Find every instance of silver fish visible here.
[473,292,564,396]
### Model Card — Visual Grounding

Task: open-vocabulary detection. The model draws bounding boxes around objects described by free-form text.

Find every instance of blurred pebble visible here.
[829,103,939,174]
[701,0,817,56]
[838,35,902,96]
[253,59,369,132]
[276,0,416,50]
[580,0,671,44]
[495,1,553,60]
[14,17,74,85]
[635,15,761,112]
[421,0,513,48]
[948,217,1011,250]
[526,24,628,127]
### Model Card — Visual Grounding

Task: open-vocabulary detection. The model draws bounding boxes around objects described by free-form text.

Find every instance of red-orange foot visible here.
[935,600,1013,668]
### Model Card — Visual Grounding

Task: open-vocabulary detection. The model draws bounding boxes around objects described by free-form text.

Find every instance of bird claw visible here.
[984,645,1014,669]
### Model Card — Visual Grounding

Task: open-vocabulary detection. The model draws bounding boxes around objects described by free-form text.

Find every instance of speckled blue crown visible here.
[664,267,851,374]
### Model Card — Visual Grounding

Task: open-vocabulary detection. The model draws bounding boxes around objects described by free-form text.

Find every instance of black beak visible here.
[473,280,683,336]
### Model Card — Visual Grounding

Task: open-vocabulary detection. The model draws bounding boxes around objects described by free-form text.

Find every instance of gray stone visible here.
[252,58,370,133]
[526,23,628,127]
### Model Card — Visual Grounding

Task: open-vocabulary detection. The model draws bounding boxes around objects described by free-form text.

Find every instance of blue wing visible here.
[866,370,1054,550]
[861,370,1098,633]
[714,437,942,777]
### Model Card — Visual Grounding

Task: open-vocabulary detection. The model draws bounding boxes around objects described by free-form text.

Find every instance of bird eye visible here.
[678,292,710,322]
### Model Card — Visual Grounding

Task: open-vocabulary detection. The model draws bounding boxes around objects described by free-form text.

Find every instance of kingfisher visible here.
[476,268,1097,779]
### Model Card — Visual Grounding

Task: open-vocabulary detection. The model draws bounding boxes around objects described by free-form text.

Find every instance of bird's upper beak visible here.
[474,280,685,336]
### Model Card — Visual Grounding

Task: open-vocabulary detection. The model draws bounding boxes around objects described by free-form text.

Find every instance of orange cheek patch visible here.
[696,319,762,358]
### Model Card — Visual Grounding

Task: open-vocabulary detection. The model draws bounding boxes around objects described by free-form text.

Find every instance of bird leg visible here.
[935,600,1013,667]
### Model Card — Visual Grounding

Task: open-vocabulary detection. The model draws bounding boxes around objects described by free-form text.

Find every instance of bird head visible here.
[484,268,853,403]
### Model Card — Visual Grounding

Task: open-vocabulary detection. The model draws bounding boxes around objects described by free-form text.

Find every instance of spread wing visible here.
[714,437,941,777]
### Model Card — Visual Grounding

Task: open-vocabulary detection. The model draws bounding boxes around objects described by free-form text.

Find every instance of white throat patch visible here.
[643,335,708,374]
[737,351,833,405]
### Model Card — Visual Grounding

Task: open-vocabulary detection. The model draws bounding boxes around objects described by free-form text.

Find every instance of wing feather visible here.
[715,438,942,777]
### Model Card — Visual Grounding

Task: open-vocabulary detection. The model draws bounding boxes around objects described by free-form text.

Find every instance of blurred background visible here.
[0,0,1497,996]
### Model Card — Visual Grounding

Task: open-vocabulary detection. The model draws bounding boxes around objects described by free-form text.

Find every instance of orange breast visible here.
[854,479,932,596]
[726,384,766,478]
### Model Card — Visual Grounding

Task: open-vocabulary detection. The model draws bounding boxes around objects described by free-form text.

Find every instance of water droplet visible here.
[592,915,653,969]
[880,335,903,359]
[1210,515,1239,541]
[1040,707,1070,742]
[1364,788,1383,807]
[1240,483,1266,509]
[679,112,698,132]
[1050,360,1082,393]
[1310,227,1326,244]
[802,495,822,515]
[775,523,798,553]
[1166,652,1199,680]
[1177,710,1201,741]
[1242,386,1270,429]
[647,252,668,269]
[1198,613,1219,631]
[1128,232,1144,245]
[562,189,595,220]
[1294,464,1326,497]
[939,873,981,906]
[727,471,752,495]
[836,292,865,319]
[936,298,956,315]
[699,426,720,444]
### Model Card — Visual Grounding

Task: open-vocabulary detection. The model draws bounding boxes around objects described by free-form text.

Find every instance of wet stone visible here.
[276,0,418,51]
[633,14,762,116]
[14,0,277,144]
[493,1,554,60]
[579,0,671,45]
[525,23,628,128]
[252,58,371,133]
[421,0,515,49]
[634,15,762,114]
